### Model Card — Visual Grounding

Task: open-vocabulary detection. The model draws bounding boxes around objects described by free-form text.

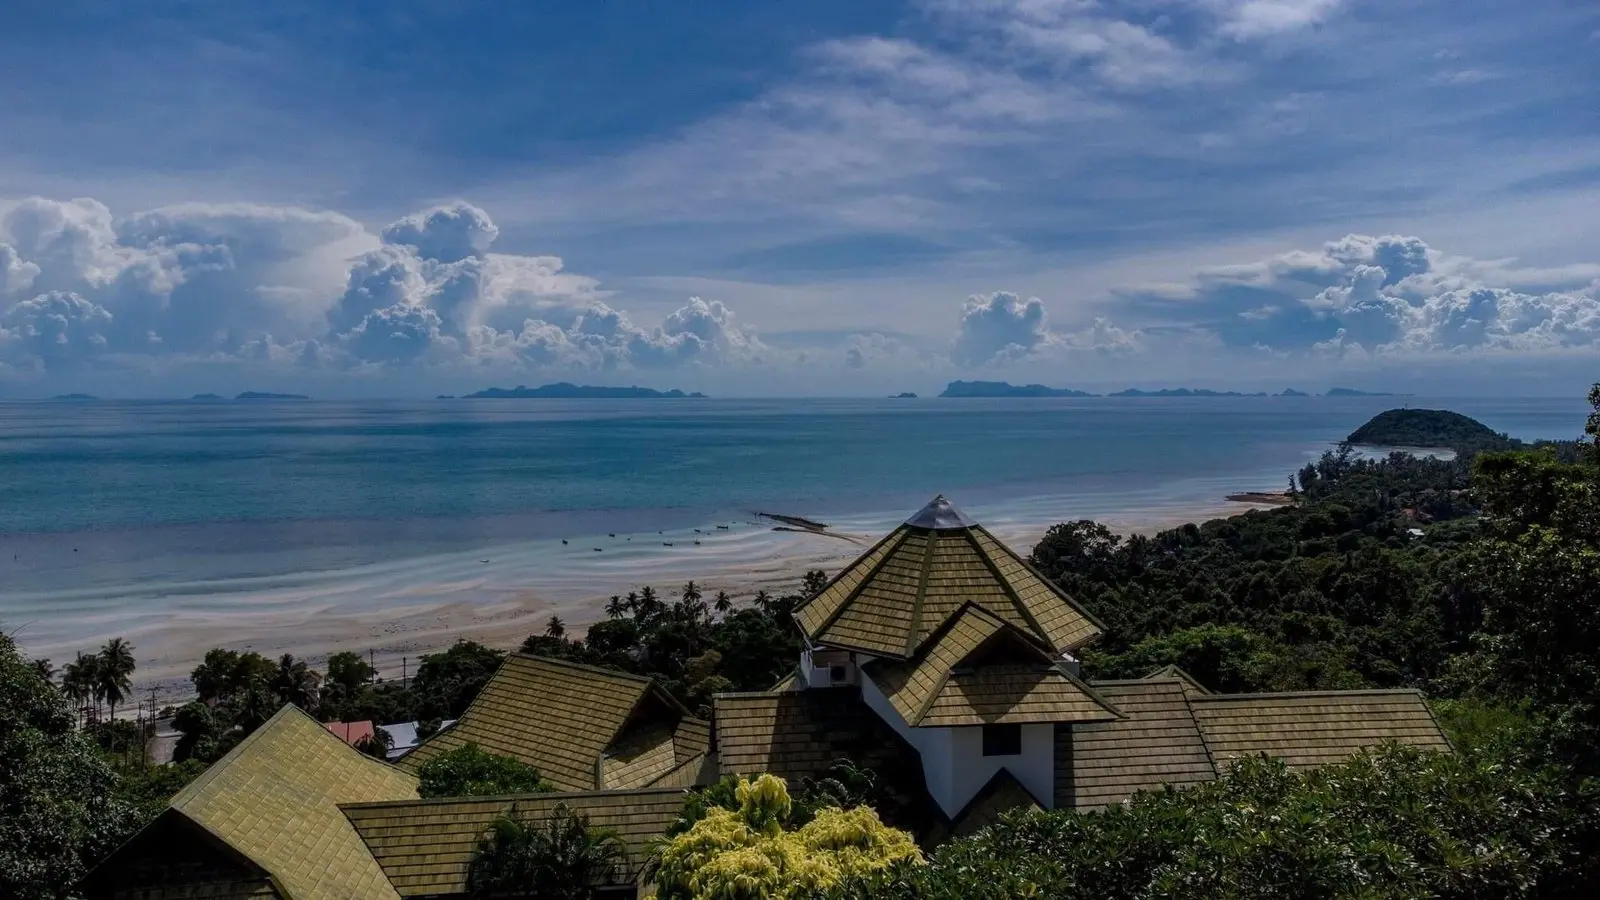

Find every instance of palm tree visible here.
[62,653,99,726]
[680,580,703,605]
[713,591,733,617]
[545,616,566,639]
[32,657,54,682]
[272,654,321,709]
[97,638,136,749]
[753,589,773,614]
[637,585,660,620]
[604,596,627,619]
[237,677,276,731]
[466,804,628,900]
[98,639,135,711]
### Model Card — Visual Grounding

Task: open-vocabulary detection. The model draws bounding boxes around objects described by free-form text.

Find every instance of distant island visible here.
[1347,409,1516,452]
[464,382,707,399]
[435,394,455,400]
[1111,388,1268,398]
[49,393,99,401]
[940,381,1095,398]
[189,393,226,400]
[890,392,918,399]
[1326,387,1398,397]
[234,392,310,401]
[1278,389,1310,397]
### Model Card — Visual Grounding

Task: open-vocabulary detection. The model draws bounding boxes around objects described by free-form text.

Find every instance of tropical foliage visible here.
[812,745,1599,900]
[0,633,140,900]
[656,774,922,900]
[416,742,554,798]
[517,576,819,716]
[466,803,629,900]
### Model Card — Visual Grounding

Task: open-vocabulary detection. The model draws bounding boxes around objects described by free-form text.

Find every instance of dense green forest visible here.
[4,387,1599,898]
[1346,407,1520,451]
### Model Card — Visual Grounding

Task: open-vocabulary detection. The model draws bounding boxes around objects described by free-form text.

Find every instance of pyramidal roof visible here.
[903,494,977,530]
[793,495,1104,659]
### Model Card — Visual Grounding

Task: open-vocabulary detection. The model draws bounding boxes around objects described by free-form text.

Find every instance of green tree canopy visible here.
[416,743,554,798]
[466,804,628,900]
[0,633,139,899]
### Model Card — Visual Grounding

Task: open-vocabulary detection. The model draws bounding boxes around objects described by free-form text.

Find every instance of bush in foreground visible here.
[811,746,1599,900]
[657,774,921,899]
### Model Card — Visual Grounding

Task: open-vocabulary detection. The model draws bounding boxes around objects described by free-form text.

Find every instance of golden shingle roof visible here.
[793,495,1103,659]
[1062,679,1219,810]
[712,689,923,784]
[1189,689,1453,769]
[398,654,707,793]
[867,604,1121,727]
[163,705,419,900]
[949,769,1044,838]
[1142,664,1213,696]
[82,809,282,899]
[342,788,689,897]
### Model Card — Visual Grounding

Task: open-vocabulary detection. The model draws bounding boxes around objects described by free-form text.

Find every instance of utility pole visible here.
[145,686,159,768]
[369,649,376,685]
[401,657,407,689]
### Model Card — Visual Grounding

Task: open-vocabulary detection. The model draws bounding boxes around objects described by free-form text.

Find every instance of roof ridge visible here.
[598,682,696,788]
[963,527,1059,652]
[792,525,906,620]
[340,785,692,811]
[804,528,913,650]
[406,654,655,770]
[1187,687,1430,702]
[713,688,839,700]
[1142,664,1213,695]
[643,751,709,789]
[1171,671,1221,780]
[170,808,293,898]
[904,603,997,726]
[512,652,659,686]
[972,525,1109,649]
[173,704,410,809]
[905,526,941,656]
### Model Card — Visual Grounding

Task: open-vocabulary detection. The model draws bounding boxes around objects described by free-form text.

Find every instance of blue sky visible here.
[1,0,1597,397]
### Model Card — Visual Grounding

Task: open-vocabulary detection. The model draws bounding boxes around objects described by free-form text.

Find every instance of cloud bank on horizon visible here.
[3,196,1594,393]
[0,0,1596,396]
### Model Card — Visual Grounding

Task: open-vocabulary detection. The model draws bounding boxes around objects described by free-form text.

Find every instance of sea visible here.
[0,395,1588,677]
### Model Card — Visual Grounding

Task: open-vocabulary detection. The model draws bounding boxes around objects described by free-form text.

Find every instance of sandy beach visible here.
[53,494,1282,707]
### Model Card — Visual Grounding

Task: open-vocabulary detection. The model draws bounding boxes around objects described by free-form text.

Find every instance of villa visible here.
[85,496,1451,898]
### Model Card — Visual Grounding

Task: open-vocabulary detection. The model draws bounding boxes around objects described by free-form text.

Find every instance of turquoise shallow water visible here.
[0,395,1588,664]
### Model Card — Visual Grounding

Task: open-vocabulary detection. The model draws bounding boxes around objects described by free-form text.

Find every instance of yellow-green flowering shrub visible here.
[656,775,922,899]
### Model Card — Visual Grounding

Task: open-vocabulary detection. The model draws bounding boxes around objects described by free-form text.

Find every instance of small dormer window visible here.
[981,723,1022,756]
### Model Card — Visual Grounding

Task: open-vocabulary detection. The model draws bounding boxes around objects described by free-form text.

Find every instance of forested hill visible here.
[1347,408,1519,453]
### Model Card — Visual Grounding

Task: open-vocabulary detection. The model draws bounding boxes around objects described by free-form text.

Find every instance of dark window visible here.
[981,723,1022,756]
[828,664,848,683]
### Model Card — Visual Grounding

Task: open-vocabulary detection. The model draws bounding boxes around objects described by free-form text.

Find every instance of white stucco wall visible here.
[948,722,1056,812]
[800,646,866,689]
[860,672,1055,816]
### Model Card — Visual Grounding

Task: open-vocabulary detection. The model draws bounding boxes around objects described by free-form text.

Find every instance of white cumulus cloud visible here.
[0,291,114,369]
[953,291,1054,365]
